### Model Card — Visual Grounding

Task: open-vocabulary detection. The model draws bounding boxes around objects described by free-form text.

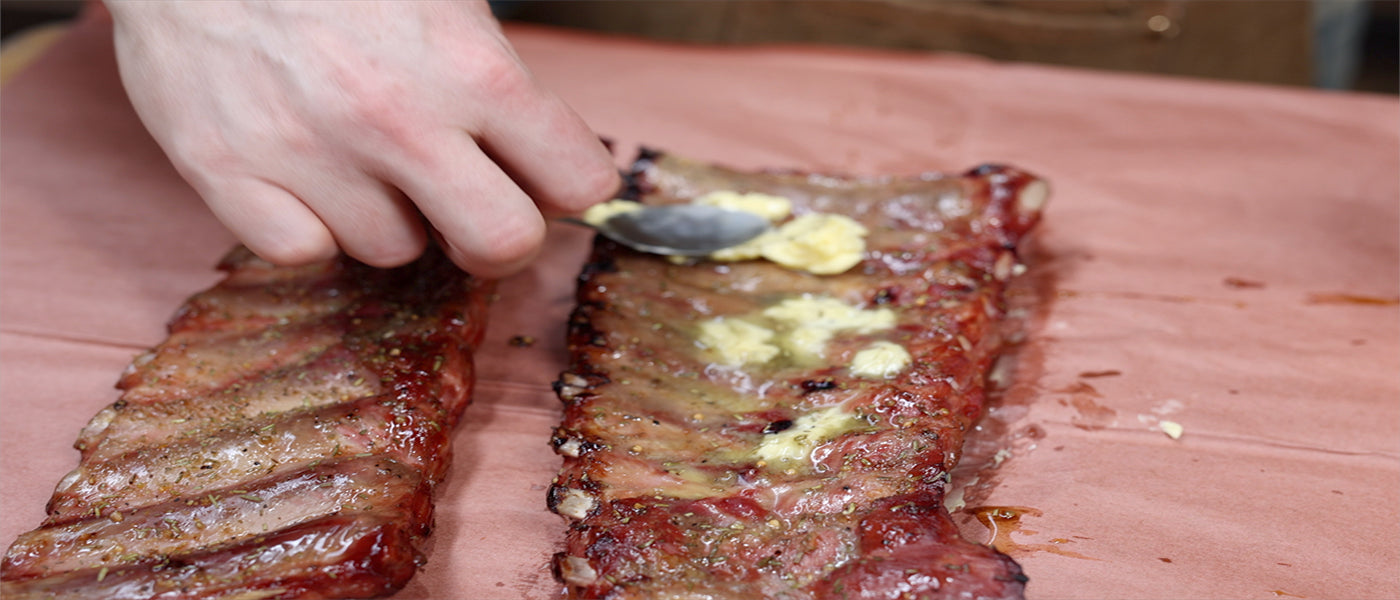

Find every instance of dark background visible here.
[2,0,1395,94]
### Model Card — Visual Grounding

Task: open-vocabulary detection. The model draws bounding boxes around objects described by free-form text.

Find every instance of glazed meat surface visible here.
[550,151,1046,599]
[2,247,490,599]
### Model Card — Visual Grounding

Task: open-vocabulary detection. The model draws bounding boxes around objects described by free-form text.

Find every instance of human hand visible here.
[105,0,620,277]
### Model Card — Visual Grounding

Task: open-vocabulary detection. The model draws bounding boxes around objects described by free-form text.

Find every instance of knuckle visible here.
[350,92,414,143]
[319,67,421,156]
[538,163,622,215]
[166,139,240,186]
[168,122,318,186]
[339,92,418,155]
[444,214,545,278]
[566,164,624,211]
[249,233,338,267]
[478,215,545,264]
[469,53,534,103]
[347,234,427,269]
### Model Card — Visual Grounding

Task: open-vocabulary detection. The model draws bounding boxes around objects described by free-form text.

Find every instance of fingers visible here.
[283,168,427,268]
[475,83,621,217]
[191,177,338,266]
[195,140,550,278]
[392,130,547,279]
[189,92,603,276]
[109,0,612,277]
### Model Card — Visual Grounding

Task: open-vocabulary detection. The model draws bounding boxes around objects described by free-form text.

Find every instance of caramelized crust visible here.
[551,151,1045,599]
[2,246,490,599]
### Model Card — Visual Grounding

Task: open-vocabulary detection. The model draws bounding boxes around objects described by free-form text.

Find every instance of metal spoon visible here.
[562,204,772,256]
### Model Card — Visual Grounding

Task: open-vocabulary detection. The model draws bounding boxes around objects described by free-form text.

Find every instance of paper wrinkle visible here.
[0,327,152,352]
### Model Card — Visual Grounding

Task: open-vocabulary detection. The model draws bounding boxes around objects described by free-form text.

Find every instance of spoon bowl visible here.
[564,204,771,256]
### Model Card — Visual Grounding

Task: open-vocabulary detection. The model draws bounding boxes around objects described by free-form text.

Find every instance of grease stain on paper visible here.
[1054,381,1117,431]
[1223,277,1266,289]
[1076,369,1122,379]
[1056,289,1246,308]
[970,505,1098,560]
[1306,292,1399,306]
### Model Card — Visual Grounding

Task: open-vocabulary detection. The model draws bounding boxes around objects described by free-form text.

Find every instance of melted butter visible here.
[695,295,895,368]
[580,199,643,226]
[696,318,779,367]
[781,326,834,360]
[594,191,869,275]
[646,466,733,500]
[692,190,867,275]
[763,295,894,332]
[752,214,869,275]
[754,405,862,465]
[694,190,793,222]
[850,341,912,378]
[763,295,895,362]
[709,232,769,262]
[971,505,1099,560]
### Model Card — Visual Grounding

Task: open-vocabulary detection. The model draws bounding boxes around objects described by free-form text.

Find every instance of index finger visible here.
[392,130,547,279]
[470,69,621,215]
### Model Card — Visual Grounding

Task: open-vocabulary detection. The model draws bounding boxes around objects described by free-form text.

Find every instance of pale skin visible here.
[104,0,621,278]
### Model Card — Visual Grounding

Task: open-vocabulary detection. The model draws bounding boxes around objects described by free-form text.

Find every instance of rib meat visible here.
[2,246,491,599]
[550,150,1046,599]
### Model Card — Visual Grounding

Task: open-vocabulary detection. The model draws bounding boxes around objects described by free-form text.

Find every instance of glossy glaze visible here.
[2,246,490,599]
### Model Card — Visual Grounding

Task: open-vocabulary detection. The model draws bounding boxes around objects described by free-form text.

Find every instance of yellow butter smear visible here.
[711,189,868,274]
[712,213,868,275]
[580,199,643,226]
[761,295,895,361]
[694,191,793,222]
[754,405,863,465]
[584,191,869,275]
[850,341,912,379]
[695,318,780,367]
[697,295,897,368]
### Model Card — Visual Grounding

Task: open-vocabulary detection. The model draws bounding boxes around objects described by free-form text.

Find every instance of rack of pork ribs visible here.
[549,150,1046,599]
[2,246,490,599]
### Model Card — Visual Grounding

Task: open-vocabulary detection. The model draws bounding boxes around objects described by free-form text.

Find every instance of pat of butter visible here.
[754,405,862,465]
[781,326,835,361]
[850,341,912,378]
[697,295,896,367]
[587,192,868,276]
[763,295,895,360]
[763,296,894,332]
[1160,420,1184,439]
[696,318,780,367]
[759,214,868,275]
[580,199,643,226]
[706,207,869,275]
[709,232,771,262]
[695,191,793,222]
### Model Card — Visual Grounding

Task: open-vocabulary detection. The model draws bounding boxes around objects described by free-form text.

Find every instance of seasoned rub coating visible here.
[3,246,491,599]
